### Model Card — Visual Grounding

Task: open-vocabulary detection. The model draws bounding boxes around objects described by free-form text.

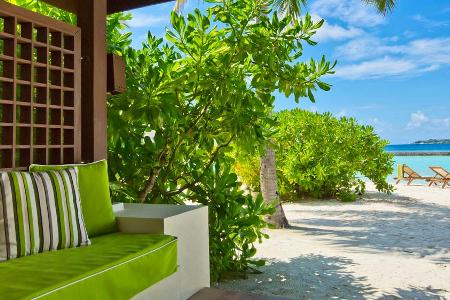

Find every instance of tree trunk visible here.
[260,145,289,228]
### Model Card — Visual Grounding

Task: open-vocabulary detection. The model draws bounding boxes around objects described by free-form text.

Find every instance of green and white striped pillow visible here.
[0,168,90,261]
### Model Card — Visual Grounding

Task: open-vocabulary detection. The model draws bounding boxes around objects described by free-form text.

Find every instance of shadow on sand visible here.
[219,254,374,300]
[219,190,450,299]
[377,286,447,300]
[219,254,447,299]
[287,190,450,264]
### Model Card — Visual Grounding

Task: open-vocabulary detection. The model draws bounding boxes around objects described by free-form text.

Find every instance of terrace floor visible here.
[217,182,450,299]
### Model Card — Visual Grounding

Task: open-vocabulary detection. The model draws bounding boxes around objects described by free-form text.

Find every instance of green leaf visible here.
[317,81,331,91]
[307,89,315,102]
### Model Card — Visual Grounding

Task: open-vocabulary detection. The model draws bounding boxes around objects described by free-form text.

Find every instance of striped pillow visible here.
[0,168,90,261]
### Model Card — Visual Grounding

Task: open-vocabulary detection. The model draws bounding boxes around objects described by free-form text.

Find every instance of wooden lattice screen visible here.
[0,2,81,170]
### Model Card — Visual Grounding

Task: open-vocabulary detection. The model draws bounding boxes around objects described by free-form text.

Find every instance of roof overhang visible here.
[40,0,173,15]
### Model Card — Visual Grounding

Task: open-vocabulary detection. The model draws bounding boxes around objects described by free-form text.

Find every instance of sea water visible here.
[386,144,450,181]
[386,144,450,152]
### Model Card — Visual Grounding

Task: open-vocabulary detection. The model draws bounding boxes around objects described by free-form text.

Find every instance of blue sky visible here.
[127,0,450,144]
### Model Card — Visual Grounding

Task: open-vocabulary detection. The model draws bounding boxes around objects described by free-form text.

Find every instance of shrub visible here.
[190,161,274,280]
[236,109,394,201]
[277,109,394,201]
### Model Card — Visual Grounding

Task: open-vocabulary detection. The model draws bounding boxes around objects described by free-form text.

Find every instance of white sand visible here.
[218,183,450,299]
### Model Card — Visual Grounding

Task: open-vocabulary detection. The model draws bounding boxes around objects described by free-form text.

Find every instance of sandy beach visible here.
[218,182,450,299]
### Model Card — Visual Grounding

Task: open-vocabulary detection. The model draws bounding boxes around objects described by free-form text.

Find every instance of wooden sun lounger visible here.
[428,166,450,189]
[395,164,433,185]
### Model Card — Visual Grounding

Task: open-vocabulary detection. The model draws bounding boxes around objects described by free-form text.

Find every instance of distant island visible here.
[414,139,450,144]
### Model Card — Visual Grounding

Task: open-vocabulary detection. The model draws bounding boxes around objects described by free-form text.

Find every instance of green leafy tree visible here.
[108,0,334,280]
[237,109,394,201]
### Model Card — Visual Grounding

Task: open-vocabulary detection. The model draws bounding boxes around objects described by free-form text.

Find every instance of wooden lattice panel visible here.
[0,1,81,170]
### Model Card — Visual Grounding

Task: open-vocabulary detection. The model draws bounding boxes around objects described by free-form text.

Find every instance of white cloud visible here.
[407,38,450,64]
[407,111,429,129]
[128,13,168,28]
[337,37,450,63]
[335,37,399,61]
[407,111,450,129]
[310,0,385,27]
[334,37,450,79]
[310,14,363,42]
[314,21,363,42]
[412,14,449,28]
[310,0,450,80]
[335,57,421,79]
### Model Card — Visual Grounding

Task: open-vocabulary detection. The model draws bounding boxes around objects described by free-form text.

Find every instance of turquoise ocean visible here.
[386,144,450,181]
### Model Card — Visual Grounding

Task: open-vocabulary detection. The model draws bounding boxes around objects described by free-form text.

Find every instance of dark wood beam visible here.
[41,0,173,15]
[107,0,173,14]
[40,0,78,14]
[77,0,108,162]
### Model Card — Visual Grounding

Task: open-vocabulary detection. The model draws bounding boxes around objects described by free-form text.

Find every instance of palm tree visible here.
[260,143,289,228]
[363,0,396,15]
[174,0,395,229]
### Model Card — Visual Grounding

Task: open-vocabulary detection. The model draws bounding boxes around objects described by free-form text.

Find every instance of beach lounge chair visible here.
[395,164,433,185]
[428,166,450,189]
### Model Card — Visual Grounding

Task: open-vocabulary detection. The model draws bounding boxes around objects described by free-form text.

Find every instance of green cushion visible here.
[0,232,177,300]
[30,160,116,237]
[0,169,90,261]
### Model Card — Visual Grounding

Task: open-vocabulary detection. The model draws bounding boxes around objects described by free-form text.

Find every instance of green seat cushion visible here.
[0,232,177,300]
[30,160,116,237]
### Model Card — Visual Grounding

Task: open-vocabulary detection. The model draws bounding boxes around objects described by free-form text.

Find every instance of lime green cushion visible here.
[30,160,116,237]
[0,233,177,300]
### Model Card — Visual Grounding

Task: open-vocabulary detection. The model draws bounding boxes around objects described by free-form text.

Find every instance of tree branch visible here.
[137,144,168,202]
[163,134,235,197]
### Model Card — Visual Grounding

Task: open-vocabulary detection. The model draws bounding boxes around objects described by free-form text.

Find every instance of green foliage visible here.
[189,161,274,280]
[108,0,333,281]
[276,109,394,201]
[8,0,77,23]
[236,110,394,201]
[234,152,261,192]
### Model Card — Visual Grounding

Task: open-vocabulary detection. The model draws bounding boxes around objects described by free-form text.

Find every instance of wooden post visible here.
[77,0,108,162]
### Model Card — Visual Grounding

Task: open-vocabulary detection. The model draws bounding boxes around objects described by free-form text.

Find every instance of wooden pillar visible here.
[77,0,107,162]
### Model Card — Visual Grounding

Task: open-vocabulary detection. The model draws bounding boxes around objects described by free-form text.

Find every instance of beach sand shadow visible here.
[286,191,450,264]
[219,255,448,300]
[377,286,447,300]
[219,189,450,299]
[219,254,375,300]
